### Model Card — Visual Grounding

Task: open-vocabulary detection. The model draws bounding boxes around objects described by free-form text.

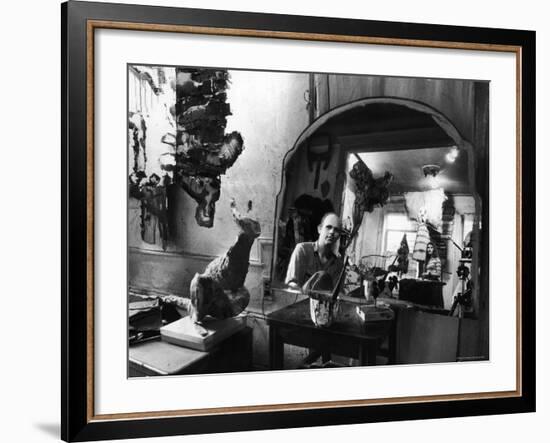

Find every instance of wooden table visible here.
[129,327,252,376]
[267,299,394,369]
[398,279,446,308]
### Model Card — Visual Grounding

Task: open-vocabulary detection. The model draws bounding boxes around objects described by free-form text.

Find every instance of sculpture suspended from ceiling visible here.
[348,156,393,239]
[167,68,245,228]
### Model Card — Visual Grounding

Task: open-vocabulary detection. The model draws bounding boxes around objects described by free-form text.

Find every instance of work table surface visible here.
[267,299,393,339]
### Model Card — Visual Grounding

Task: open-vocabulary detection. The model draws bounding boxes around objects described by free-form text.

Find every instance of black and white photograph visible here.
[1,0,543,441]
[127,65,489,376]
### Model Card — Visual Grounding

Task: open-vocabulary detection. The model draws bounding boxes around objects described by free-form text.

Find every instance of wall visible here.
[129,247,264,297]
[282,137,345,215]
[130,70,310,299]
[128,65,177,180]
[349,206,385,266]
[172,70,310,255]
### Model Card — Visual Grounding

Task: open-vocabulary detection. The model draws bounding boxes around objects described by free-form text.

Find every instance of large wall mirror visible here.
[271,95,484,320]
[127,66,490,370]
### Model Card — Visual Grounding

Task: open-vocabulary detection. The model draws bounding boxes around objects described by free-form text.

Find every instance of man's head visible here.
[317,212,342,247]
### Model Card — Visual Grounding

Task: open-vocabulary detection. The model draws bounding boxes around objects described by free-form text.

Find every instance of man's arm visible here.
[285,243,306,288]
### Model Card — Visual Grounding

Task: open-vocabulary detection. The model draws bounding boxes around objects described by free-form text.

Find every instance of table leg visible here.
[388,314,397,364]
[359,340,378,366]
[269,325,284,370]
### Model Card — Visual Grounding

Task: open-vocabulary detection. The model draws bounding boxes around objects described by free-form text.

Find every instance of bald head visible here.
[317,213,341,248]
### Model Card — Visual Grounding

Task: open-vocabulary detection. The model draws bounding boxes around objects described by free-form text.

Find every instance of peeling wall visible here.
[129,70,310,299]
[169,71,310,257]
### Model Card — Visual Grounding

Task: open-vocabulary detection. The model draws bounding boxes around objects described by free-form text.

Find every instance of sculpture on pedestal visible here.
[189,200,261,324]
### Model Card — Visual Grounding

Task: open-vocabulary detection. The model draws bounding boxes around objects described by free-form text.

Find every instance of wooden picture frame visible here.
[62,1,535,441]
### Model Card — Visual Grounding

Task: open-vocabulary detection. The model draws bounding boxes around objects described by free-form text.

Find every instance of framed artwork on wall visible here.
[62,0,535,441]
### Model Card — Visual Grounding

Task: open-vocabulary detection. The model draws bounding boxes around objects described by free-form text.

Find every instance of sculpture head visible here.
[234,215,261,239]
[230,199,261,239]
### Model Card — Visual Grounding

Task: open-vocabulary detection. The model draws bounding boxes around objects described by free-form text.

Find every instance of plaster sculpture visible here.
[188,200,261,324]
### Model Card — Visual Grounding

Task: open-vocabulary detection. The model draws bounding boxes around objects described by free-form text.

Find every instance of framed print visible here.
[61,0,536,441]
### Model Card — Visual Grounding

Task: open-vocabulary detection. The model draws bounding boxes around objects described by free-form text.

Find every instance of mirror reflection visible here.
[273,102,480,318]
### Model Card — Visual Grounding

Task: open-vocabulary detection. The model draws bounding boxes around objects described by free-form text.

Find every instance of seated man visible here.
[285,212,345,289]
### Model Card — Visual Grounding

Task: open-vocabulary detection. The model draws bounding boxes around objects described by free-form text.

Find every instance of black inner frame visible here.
[62,1,536,441]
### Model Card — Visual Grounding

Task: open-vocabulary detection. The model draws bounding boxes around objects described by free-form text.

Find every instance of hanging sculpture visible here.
[349,158,394,214]
[346,157,394,246]
[170,68,245,228]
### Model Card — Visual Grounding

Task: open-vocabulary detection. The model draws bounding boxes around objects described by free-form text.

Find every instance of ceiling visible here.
[321,102,439,134]
[354,147,471,194]
[316,102,472,194]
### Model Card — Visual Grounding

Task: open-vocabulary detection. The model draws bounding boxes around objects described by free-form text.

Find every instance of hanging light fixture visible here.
[445,146,459,163]
[422,164,441,189]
